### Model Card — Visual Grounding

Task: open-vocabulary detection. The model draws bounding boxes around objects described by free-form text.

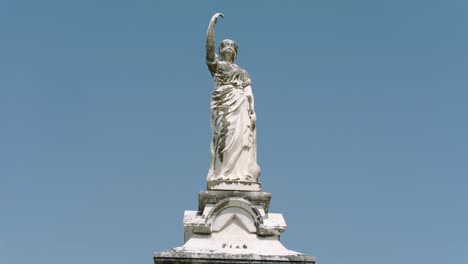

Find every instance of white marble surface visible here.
[205,13,261,185]
[182,197,296,257]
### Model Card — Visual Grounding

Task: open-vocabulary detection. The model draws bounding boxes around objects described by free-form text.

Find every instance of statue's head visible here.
[219,39,238,62]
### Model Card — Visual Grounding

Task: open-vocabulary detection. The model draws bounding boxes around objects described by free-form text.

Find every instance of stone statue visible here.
[153,14,315,263]
[205,13,261,189]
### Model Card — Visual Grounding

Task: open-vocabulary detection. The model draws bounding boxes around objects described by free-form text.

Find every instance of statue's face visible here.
[219,39,238,62]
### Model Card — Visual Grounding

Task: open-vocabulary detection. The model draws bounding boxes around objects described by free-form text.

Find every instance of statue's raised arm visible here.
[206,13,223,75]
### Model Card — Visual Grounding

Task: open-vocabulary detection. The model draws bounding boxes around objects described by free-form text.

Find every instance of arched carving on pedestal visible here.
[206,198,263,233]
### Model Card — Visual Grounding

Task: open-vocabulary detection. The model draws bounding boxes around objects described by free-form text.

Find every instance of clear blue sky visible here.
[1,1,467,264]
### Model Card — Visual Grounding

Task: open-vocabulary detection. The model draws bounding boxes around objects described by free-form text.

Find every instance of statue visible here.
[205,13,261,186]
[153,14,315,263]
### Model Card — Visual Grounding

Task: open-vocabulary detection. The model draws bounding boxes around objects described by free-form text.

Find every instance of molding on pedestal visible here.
[207,180,262,191]
[199,190,271,213]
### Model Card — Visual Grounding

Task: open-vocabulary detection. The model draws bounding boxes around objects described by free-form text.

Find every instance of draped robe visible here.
[207,61,260,182]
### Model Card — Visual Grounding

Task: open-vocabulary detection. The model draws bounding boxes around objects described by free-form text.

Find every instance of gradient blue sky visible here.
[1,1,467,264]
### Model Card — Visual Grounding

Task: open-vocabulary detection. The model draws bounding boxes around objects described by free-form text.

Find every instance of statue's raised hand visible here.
[211,13,224,24]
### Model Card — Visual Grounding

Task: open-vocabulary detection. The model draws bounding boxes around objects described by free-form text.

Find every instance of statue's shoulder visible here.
[238,66,251,87]
[240,67,250,80]
[230,63,249,76]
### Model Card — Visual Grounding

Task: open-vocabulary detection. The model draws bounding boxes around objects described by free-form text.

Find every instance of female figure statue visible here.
[206,13,261,184]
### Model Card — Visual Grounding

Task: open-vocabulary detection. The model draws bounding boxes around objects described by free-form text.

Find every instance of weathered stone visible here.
[154,249,315,263]
[172,195,305,264]
[185,196,286,241]
[199,191,271,213]
[152,13,315,264]
[205,13,261,187]
[207,180,262,192]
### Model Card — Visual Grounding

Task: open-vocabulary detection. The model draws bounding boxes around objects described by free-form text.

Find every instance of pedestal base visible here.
[154,190,314,264]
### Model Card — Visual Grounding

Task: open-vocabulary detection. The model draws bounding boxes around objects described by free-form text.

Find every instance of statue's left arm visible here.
[241,70,256,126]
[244,85,256,128]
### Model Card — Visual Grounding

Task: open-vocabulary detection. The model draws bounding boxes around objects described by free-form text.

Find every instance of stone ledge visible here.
[199,191,271,213]
[207,180,261,192]
[154,249,315,264]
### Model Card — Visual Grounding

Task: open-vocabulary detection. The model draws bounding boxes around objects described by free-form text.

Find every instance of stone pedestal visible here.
[153,190,315,264]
